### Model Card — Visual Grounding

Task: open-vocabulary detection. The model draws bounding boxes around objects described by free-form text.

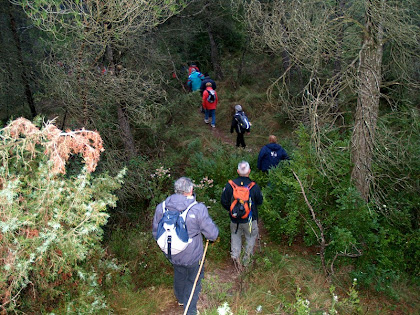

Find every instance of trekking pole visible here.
[257,220,262,253]
[183,239,209,315]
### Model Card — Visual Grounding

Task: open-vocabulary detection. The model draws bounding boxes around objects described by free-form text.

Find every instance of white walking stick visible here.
[183,239,209,315]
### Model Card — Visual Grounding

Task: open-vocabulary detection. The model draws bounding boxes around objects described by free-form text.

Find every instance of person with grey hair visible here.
[153,177,219,314]
[230,104,250,148]
[221,161,263,270]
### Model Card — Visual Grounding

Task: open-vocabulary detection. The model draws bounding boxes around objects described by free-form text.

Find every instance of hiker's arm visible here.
[230,118,236,133]
[152,203,163,239]
[220,184,232,210]
[280,147,290,160]
[199,206,219,241]
[202,91,207,106]
[257,147,265,170]
[253,185,264,206]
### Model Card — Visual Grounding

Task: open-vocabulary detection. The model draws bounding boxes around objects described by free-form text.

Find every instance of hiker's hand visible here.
[209,238,219,244]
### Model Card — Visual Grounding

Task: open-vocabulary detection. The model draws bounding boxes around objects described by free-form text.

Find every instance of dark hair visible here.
[204,72,209,77]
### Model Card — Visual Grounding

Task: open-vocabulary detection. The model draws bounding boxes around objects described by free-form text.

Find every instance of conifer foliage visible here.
[0,118,125,312]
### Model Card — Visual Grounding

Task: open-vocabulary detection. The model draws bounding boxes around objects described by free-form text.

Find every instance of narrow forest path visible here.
[160,222,270,315]
[159,109,261,315]
[196,107,259,152]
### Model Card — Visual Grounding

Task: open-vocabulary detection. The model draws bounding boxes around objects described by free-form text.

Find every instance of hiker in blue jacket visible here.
[152,177,219,315]
[257,135,289,172]
[199,72,217,96]
[187,68,204,92]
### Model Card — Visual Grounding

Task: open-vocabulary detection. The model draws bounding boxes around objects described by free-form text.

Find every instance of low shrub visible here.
[0,118,124,312]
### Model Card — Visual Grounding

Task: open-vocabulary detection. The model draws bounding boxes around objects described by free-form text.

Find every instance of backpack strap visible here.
[247,181,255,216]
[229,180,255,190]
[247,182,256,190]
[162,200,197,218]
[180,201,198,220]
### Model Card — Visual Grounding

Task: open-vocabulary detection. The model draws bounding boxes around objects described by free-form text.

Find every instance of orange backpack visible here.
[228,180,255,219]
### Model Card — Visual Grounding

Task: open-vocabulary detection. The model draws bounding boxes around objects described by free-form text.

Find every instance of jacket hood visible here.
[164,194,196,212]
[266,143,282,150]
[189,72,200,79]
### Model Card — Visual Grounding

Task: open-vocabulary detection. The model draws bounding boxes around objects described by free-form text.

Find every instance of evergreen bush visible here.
[260,125,419,290]
[0,118,125,312]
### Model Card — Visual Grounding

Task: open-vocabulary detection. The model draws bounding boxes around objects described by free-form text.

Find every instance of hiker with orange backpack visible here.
[221,161,263,269]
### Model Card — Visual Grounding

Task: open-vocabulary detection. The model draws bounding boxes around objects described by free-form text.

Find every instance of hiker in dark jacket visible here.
[257,135,290,172]
[153,177,219,315]
[230,104,249,148]
[199,72,217,96]
[221,161,263,269]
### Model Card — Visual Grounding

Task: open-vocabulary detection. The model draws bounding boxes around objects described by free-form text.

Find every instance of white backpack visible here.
[156,201,197,258]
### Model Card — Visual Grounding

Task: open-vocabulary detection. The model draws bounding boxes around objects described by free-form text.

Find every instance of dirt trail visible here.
[161,222,271,315]
[198,109,257,152]
[160,112,260,315]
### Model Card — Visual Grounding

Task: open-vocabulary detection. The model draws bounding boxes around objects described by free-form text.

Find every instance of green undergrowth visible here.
[105,222,419,314]
[103,90,419,314]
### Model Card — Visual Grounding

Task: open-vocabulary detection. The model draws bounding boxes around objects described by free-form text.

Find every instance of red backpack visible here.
[228,180,255,219]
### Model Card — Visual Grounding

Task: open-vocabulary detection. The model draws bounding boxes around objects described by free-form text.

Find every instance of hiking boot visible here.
[211,124,215,128]
[204,119,209,124]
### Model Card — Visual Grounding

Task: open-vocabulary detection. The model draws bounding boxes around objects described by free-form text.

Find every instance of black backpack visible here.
[207,89,216,103]
[235,112,251,132]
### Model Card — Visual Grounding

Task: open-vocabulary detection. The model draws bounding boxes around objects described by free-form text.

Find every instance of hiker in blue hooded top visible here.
[257,135,290,172]
[153,177,219,315]
[187,68,204,92]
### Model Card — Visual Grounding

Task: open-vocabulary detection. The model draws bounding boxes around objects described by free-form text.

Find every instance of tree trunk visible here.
[281,49,291,80]
[333,0,346,76]
[351,1,384,201]
[205,1,223,80]
[207,23,223,80]
[8,3,37,118]
[117,103,137,159]
[106,45,137,159]
[237,46,247,86]
[76,43,89,126]
[331,0,346,113]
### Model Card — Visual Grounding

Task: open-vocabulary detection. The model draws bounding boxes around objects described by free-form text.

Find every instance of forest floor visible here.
[160,222,269,315]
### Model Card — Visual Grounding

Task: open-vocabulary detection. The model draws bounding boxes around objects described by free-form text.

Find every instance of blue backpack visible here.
[235,112,251,132]
[156,201,197,259]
